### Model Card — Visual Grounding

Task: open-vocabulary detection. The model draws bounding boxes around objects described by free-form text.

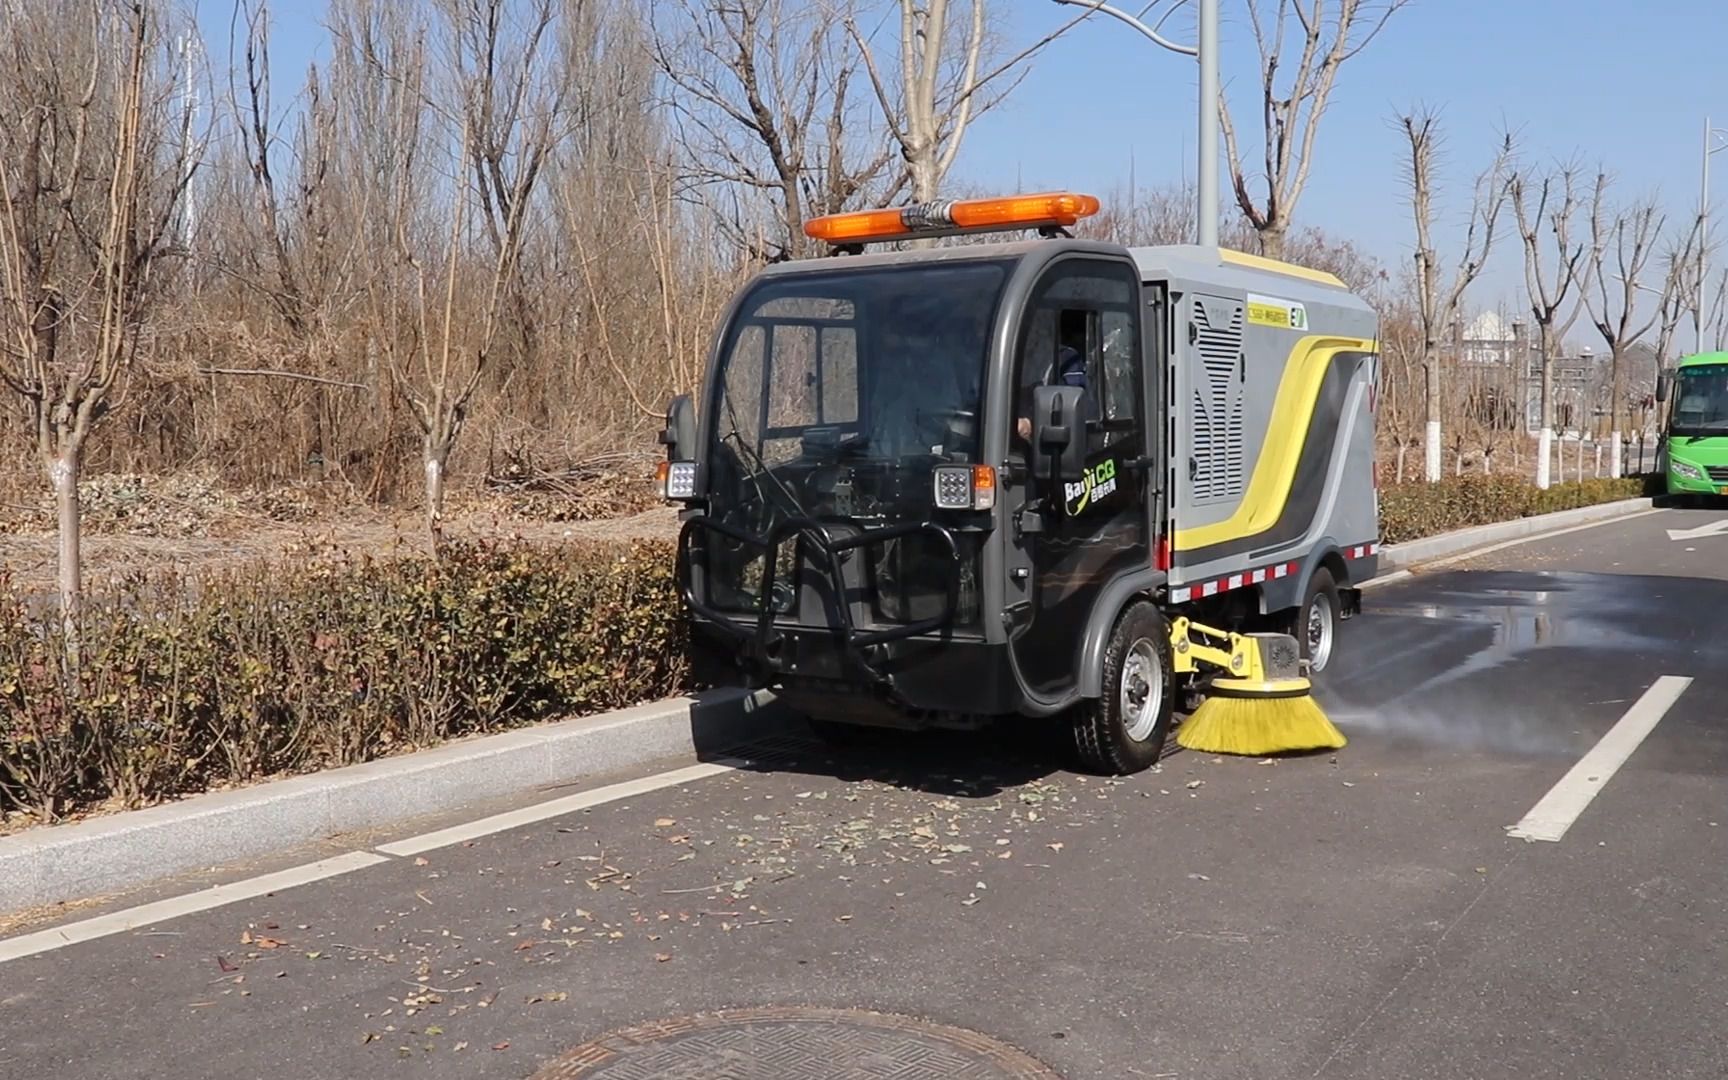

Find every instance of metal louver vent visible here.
[1190,298,1246,499]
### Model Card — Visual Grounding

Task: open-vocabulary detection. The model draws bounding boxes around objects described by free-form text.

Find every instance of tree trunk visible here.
[1536,326,1555,489]
[424,437,451,555]
[1423,362,1441,482]
[1610,430,1623,478]
[1395,442,1408,483]
[1259,225,1286,261]
[48,449,82,665]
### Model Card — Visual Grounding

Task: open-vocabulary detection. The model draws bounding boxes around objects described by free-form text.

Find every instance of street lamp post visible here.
[1051,0,1220,248]
[1699,118,1727,355]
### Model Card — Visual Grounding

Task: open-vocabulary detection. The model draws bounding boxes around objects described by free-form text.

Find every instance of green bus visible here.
[1658,350,1728,502]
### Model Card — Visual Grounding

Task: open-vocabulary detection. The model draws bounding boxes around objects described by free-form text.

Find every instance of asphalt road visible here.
[3,505,1726,1080]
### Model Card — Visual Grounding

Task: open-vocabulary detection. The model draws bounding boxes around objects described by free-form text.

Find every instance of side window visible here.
[1016,261,1142,457]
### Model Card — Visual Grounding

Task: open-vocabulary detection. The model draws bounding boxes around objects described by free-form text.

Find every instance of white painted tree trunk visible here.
[1609,431,1623,478]
[1424,420,1442,482]
[1536,427,1554,489]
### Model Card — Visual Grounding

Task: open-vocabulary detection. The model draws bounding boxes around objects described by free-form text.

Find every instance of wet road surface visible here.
[3,506,1727,1079]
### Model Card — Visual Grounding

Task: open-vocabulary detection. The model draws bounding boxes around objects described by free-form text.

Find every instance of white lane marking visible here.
[1666,519,1728,541]
[2,758,749,964]
[376,759,743,857]
[1507,675,1692,843]
[1362,509,1665,588]
[0,851,389,965]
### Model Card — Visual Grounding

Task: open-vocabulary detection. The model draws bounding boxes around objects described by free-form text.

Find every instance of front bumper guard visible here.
[675,514,962,685]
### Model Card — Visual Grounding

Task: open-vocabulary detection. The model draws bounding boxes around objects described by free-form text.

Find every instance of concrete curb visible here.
[0,688,791,915]
[1379,497,1656,572]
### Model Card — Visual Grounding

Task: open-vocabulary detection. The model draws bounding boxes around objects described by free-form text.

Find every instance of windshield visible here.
[710,260,1006,472]
[1672,365,1728,435]
[701,259,1009,624]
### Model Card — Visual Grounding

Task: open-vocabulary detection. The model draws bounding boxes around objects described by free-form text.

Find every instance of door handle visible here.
[1188,456,1198,480]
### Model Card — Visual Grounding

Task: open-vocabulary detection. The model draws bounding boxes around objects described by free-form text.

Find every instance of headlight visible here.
[660,461,698,500]
[1671,458,1703,481]
[932,465,996,510]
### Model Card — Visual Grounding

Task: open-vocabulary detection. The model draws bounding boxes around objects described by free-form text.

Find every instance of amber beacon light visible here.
[804,192,1101,245]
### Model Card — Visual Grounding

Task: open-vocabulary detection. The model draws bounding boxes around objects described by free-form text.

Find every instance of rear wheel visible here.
[1298,568,1341,676]
[1072,601,1173,775]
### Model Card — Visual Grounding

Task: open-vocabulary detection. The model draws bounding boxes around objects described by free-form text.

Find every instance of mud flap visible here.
[1339,586,1362,620]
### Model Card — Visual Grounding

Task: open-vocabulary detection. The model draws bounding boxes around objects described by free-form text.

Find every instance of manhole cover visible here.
[528,1006,1064,1079]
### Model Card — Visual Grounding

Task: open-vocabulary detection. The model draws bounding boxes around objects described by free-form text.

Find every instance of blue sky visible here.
[196,0,1728,324]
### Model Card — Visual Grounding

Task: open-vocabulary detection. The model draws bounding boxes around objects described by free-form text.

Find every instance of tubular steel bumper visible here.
[675,514,963,685]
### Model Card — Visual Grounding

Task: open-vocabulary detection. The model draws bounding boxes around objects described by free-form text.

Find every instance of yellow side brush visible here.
[1171,623,1347,757]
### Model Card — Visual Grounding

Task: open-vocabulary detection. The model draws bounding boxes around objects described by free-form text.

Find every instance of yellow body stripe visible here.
[1217,248,1346,290]
[1173,335,1377,551]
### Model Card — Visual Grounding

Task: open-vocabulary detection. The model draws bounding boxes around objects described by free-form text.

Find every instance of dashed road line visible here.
[1507,675,1692,843]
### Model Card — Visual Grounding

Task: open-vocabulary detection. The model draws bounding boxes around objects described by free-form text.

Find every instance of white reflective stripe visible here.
[1171,588,1191,603]
[1227,575,1243,590]
[1250,569,1266,584]
[1273,565,1289,579]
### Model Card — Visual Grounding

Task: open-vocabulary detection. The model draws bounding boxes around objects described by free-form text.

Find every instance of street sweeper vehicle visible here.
[657,191,1382,774]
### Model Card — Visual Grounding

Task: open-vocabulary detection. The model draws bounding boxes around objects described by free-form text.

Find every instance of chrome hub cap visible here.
[1120,640,1164,742]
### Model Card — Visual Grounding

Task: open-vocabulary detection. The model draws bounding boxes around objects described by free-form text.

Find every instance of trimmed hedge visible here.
[0,540,688,822]
[1378,474,1659,546]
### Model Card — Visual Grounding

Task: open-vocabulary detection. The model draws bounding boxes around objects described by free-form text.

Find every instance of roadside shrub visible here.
[0,540,689,823]
[1379,474,1653,545]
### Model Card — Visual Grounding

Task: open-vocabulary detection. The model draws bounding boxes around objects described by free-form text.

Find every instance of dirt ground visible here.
[0,497,682,594]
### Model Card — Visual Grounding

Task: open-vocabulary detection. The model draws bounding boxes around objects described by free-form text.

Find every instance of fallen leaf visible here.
[654,818,677,828]
[414,857,429,867]
[453,1041,469,1052]
[1186,780,1204,790]
[362,1032,379,1045]
[216,955,238,973]
[1047,843,1064,852]
[255,937,284,950]
[425,1025,444,1036]
[655,953,672,963]
[514,940,538,952]
[305,951,323,960]
[541,917,554,932]
[1188,873,1211,882]
[492,1041,510,1051]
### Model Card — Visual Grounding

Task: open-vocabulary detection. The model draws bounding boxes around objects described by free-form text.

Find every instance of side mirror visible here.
[1031,384,1087,484]
[1655,373,1671,404]
[660,394,697,462]
[658,394,699,502]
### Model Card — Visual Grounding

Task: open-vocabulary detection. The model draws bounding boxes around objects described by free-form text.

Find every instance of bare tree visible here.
[1510,161,1586,489]
[1582,173,1663,477]
[652,0,898,262]
[848,1,1086,204]
[341,0,566,548]
[1220,0,1412,259]
[0,0,201,633]
[1395,106,1510,482]
[1655,221,1702,369]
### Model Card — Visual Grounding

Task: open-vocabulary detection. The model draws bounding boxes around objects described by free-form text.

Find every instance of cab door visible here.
[1006,256,1152,697]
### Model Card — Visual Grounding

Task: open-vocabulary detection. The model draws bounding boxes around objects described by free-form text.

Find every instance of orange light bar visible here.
[803,191,1100,245]
[948,193,1101,230]
[804,207,914,244]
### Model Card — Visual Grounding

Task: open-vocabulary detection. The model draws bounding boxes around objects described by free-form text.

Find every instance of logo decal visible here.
[1064,457,1119,517]
[1247,292,1308,331]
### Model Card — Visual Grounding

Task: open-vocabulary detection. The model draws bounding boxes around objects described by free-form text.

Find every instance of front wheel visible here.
[1072,601,1174,775]
[1298,567,1342,676]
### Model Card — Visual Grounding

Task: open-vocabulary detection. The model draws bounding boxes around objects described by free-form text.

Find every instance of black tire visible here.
[1072,601,1174,776]
[1297,567,1342,676]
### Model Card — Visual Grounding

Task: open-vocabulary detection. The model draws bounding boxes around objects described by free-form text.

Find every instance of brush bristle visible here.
[1175,693,1347,756]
